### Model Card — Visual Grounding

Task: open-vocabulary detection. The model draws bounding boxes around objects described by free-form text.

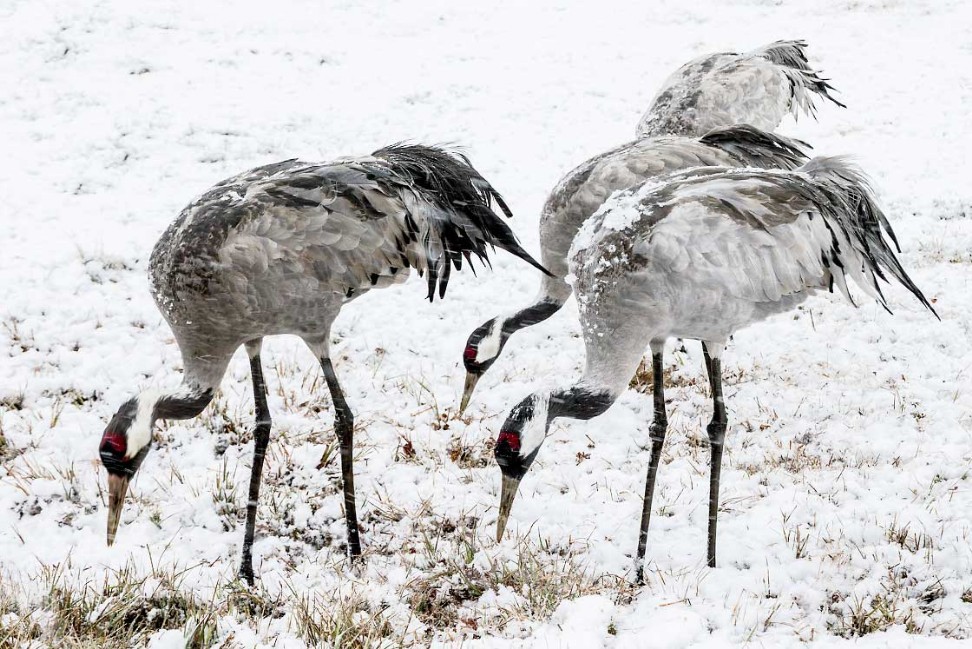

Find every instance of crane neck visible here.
[547,384,617,424]
[502,298,563,337]
[147,345,232,422]
[117,383,214,460]
[151,384,214,421]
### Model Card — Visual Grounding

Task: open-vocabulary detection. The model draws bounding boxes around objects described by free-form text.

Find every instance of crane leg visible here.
[240,341,272,585]
[319,356,362,559]
[702,342,727,568]
[635,346,668,584]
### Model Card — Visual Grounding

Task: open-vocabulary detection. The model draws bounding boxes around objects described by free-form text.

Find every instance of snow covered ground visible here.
[1,0,970,646]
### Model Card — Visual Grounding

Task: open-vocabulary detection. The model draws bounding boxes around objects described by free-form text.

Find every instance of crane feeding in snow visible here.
[491,157,937,582]
[98,144,548,584]
[460,40,844,413]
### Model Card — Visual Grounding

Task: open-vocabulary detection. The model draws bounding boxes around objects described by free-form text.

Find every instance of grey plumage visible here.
[541,126,809,285]
[149,146,548,374]
[571,157,938,324]
[697,124,809,169]
[493,157,937,577]
[637,40,844,138]
[101,144,546,581]
[461,40,842,410]
[772,157,936,315]
[153,145,543,311]
[460,125,811,409]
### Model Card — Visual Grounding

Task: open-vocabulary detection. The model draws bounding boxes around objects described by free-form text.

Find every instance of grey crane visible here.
[98,144,548,584]
[461,125,813,410]
[636,39,844,138]
[490,157,938,582]
[460,40,843,412]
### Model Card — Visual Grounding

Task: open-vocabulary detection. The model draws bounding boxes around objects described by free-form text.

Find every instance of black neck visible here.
[153,389,214,421]
[548,386,616,423]
[503,299,564,335]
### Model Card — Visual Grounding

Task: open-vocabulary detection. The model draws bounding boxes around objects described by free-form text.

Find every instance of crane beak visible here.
[106,474,130,546]
[459,373,480,415]
[495,474,520,542]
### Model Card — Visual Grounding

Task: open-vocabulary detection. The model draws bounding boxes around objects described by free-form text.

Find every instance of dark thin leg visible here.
[240,350,272,585]
[635,349,668,584]
[319,357,362,559]
[702,343,716,388]
[702,343,727,568]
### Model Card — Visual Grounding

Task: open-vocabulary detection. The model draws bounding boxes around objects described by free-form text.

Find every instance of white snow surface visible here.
[1,0,971,646]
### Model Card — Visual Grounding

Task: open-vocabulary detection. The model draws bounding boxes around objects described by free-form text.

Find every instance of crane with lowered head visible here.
[99,144,549,584]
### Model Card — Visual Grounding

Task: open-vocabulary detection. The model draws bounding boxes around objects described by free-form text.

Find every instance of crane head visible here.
[99,396,154,546]
[459,317,509,414]
[493,392,549,542]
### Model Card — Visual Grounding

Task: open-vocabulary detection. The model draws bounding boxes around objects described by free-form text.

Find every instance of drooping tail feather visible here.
[701,124,811,170]
[800,156,938,319]
[754,40,846,116]
[373,144,551,300]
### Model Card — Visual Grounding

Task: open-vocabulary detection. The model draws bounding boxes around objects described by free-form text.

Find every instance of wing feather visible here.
[637,40,843,138]
[212,146,549,302]
[572,159,934,326]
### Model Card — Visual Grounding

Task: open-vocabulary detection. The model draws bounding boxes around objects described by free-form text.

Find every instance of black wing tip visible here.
[510,246,554,277]
[701,124,811,169]
[701,123,811,149]
[760,39,847,110]
[899,278,940,321]
[375,142,552,294]
[807,158,939,321]
[810,76,847,110]
[900,269,940,320]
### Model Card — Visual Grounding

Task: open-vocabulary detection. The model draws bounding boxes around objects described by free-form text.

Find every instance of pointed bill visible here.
[495,474,520,543]
[458,373,480,415]
[106,474,130,546]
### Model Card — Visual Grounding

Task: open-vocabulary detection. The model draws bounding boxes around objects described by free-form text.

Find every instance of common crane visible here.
[461,125,812,411]
[490,157,937,582]
[98,145,547,584]
[460,40,843,412]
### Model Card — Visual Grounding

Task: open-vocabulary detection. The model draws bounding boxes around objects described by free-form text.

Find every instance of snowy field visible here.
[1,0,971,646]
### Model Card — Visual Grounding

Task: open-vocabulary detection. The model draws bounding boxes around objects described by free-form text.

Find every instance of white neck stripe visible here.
[126,389,162,458]
[475,318,505,363]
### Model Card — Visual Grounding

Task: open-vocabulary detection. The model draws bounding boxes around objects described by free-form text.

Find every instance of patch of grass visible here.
[197,393,245,446]
[400,520,606,640]
[0,575,41,648]
[289,588,394,648]
[628,355,750,394]
[396,435,418,463]
[0,563,296,647]
[827,569,925,637]
[885,518,936,554]
[830,591,920,637]
[482,541,603,621]
[1,317,37,354]
[213,459,241,532]
[629,357,692,393]
[446,434,490,469]
[0,392,25,412]
[0,560,217,648]
[224,581,285,621]
[780,510,811,560]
